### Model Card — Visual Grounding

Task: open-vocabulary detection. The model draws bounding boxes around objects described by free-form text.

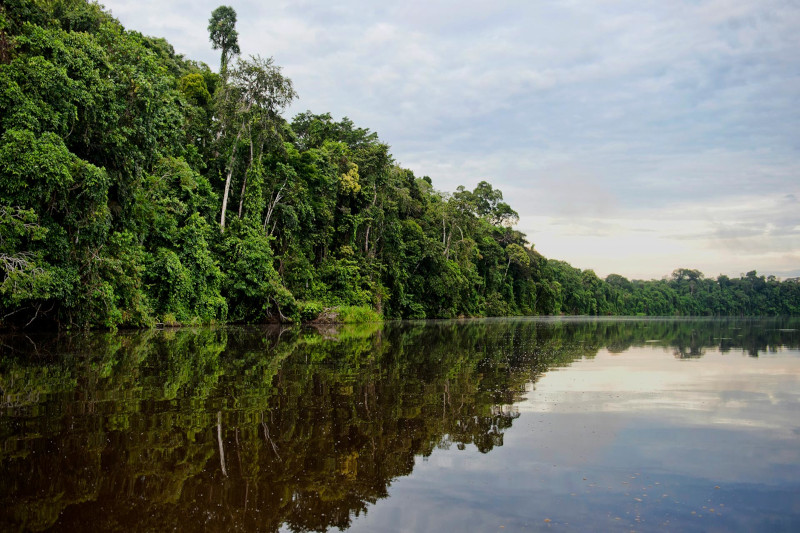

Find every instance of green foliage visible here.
[178,72,212,107]
[0,0,797,330]
[335,305,383,323]
[220,222,296,322]
[0,206,56,315]
[297,300,324,321]
[208,5,240,75]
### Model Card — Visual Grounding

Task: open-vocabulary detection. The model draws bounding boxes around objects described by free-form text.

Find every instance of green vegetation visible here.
[1,1,798,329]
[328,305,383,324]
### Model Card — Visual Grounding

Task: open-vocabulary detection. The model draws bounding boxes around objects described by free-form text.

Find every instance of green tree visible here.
[208,5,240,77]
[503,243,529,281]
[216,55,296,231]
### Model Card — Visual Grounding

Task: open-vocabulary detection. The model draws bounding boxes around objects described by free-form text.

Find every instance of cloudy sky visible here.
[101,0,800,280]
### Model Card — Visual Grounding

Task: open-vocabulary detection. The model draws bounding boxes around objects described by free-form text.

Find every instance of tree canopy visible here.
[208,5,240,76]
[0,0,798,329]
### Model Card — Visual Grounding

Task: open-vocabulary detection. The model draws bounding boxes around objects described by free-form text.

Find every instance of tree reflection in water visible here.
[0,318,797,531]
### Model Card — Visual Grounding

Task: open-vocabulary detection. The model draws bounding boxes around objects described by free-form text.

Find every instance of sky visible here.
[100,0,800,280]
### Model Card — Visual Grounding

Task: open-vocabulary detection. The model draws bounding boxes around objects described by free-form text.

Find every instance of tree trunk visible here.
[238,126,254,219]
[220,123,244,231]
[444,230,453,259]
[444,225,458,259]
[263,179,287,234]
[364,189,378,254]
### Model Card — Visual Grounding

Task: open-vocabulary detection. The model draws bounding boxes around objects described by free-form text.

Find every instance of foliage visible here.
[335,305,383,323]
[0,0,797,329]
[207,5,239,76]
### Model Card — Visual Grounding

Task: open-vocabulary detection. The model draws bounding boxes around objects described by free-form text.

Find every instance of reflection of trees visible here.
[538,317,800,357]
[0,317,798,531]
[0,323,565,531]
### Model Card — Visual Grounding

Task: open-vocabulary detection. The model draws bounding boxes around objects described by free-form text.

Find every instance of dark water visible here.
[1,318,799,532]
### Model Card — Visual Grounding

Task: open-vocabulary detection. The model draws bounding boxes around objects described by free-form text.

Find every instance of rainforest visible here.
[1,0,798,330]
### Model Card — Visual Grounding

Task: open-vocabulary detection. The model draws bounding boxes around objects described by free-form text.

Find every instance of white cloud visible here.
[102,0,800,280]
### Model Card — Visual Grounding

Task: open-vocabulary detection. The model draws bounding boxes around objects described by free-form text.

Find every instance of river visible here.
[1,317,799,531]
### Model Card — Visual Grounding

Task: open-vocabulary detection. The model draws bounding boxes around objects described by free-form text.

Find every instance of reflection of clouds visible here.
[520,347,800,439]
[503,346,800,486]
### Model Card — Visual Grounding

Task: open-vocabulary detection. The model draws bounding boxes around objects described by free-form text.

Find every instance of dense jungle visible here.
[1,0,798,329]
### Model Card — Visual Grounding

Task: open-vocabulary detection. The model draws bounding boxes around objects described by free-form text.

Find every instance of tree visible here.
[503,243,529,281]
[2,0,798,327]
[472,181,519,226]
[208,5,240,77]
[216,55,296,230]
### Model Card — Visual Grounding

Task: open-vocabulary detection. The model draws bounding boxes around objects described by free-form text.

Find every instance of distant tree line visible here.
[549,265,800,317]
[0,0,798,328]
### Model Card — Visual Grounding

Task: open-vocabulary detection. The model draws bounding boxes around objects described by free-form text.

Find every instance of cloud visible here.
[101,0,800,280]
[517,190,800,279]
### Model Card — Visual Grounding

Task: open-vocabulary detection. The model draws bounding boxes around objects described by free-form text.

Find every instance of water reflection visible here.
[1,318,798,531]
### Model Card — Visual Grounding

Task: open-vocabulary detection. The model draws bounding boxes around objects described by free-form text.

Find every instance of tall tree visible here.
[216,55,296,230]
[208,5,240,77]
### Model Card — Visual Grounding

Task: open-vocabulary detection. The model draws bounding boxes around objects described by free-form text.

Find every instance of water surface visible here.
[1,318,799,531]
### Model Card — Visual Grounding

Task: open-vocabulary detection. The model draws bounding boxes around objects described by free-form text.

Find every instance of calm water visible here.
[1,318,799,532]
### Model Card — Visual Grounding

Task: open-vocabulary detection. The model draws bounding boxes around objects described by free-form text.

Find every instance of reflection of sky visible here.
[346,345,800,532]
[523,347,800,436]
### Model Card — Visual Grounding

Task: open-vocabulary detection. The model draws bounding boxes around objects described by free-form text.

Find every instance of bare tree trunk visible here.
[220,124,244,231]
[220,165,235,231]
[271,296,289,322]
[444,225,457,259]
[263,179,287,233]
[364,189,378,254]
[238,127,254,219]
[503,257,511,281]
